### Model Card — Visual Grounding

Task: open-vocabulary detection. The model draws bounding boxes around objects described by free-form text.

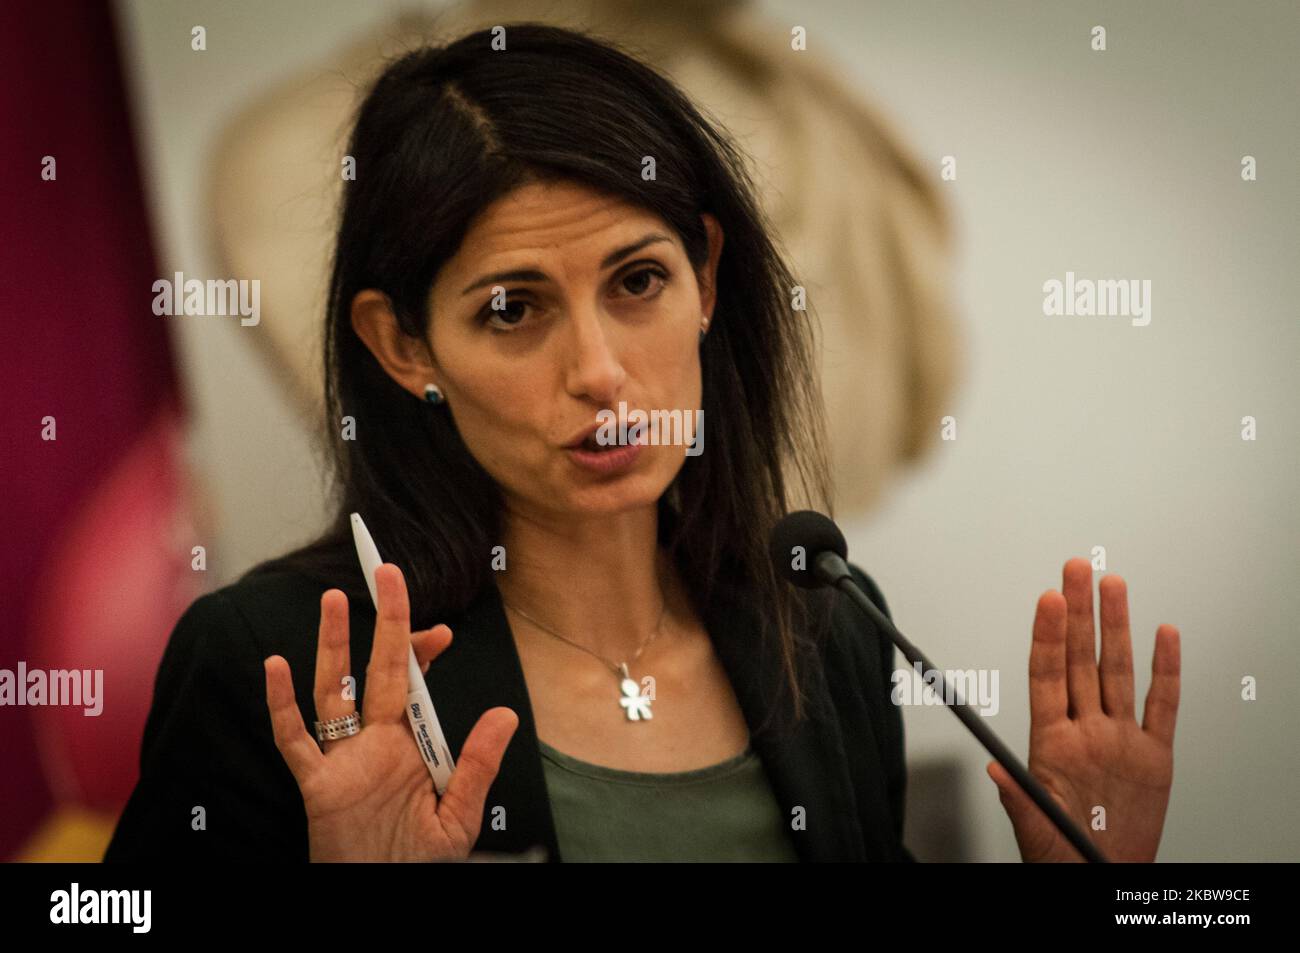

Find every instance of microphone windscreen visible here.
[768,510,848,588]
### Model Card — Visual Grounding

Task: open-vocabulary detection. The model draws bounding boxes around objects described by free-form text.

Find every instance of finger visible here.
[986,760,1040,833]
[411,625,453,676]
[1142,625,1181,747]
[363,563,413,725]
[1097,575,1136,720]
[265,655,323,784]
[435,707,521,852]
[313,589,356,754]
[1062,558,1102,717]
[1029,590,1069,728]
[987,761,1025,809]
[986,761,1074,862]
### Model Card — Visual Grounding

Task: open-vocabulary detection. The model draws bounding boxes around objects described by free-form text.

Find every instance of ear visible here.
[350,289,438,398]
[697,212,725,324]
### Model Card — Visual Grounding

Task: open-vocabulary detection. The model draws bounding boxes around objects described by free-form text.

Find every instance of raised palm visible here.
[988,558,1181,862]
[263,563,519,861]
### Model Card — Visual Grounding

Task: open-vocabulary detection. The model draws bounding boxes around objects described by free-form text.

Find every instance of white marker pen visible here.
[350,512,456,795]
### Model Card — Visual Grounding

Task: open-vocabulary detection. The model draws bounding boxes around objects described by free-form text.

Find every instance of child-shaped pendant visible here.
[618,662,653,721]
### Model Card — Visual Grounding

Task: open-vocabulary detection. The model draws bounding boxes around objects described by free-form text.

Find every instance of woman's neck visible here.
[496,501,676,662]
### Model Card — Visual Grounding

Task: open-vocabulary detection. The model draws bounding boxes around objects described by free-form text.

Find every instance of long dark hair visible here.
[243,22,837,733]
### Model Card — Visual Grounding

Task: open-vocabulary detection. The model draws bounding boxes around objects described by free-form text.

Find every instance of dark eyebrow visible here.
[459,232,672,296]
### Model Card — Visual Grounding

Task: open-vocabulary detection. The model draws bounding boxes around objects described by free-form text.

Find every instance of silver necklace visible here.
[502,595,666,722]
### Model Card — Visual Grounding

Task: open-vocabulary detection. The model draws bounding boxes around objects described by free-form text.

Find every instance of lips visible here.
[566,438,643,474]
[563,421,604,449]
[563,421,652,450]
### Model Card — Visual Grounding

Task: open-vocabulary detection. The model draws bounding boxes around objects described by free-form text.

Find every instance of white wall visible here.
[117,0,1300,861]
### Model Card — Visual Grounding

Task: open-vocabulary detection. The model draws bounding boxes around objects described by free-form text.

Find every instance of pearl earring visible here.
[424,383,445,405]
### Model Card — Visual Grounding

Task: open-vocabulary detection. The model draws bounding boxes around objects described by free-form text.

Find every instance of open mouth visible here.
[578,433,617,452]
[575,430,650,451]
[565,429,644,474]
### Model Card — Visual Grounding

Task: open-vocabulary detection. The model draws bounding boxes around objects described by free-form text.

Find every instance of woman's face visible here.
[356,178,724,521]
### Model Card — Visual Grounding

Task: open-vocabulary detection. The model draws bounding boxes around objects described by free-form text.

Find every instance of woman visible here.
[104,23,1179,862]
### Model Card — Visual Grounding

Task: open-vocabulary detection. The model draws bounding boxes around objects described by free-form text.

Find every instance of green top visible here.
[538,739,800,862]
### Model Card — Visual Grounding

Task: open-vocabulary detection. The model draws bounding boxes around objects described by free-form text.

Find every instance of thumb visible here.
[986,760,1079,862]
[436,707,520,852]
[987,760,1031,816]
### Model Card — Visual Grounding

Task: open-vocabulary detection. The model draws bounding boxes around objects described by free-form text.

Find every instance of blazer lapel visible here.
[703,582,867,862]
[422,574,564,861]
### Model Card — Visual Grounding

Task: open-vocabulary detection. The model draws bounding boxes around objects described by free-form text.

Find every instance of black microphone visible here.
[769,510,1109,864]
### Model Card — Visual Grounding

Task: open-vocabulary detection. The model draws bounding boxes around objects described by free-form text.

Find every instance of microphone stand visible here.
[816,551,1109,863]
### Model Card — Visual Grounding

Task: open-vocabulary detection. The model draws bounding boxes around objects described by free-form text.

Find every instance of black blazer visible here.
[104,558,914,862]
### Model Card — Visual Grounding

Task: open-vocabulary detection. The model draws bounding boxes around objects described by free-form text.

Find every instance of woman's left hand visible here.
[988,558,1181,862]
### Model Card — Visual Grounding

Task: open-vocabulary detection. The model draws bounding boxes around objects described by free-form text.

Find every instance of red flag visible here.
[0,1,203,859]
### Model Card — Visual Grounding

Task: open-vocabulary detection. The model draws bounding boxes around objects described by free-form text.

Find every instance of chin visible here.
[564,484,664,516]
[554,469,672,517]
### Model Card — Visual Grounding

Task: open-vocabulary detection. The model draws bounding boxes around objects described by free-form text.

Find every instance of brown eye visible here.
[618,266,668,298]
[479,296,531,331]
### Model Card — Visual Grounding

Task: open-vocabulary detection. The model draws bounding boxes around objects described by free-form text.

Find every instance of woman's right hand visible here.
[263,562,519,861]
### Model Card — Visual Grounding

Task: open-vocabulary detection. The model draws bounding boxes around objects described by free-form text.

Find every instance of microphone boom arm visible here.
[815,550,1109,864]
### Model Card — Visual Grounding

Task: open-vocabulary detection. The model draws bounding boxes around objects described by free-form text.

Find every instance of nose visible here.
[562,305,626,404]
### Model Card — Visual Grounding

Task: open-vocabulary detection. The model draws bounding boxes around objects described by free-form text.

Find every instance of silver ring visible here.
[314,711,362,743]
